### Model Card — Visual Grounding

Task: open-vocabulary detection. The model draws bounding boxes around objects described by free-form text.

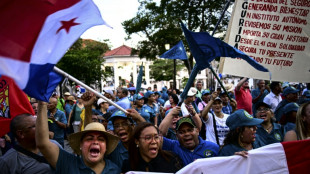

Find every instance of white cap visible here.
[97,98,107,105]
[187,87,197,97]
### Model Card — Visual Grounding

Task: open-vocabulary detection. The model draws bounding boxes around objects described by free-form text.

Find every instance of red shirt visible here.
[235,87,252,114]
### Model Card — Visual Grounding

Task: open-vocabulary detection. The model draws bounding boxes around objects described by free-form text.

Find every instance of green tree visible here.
[56,38,110,86]
[123,0,229,73]
[150,59,184,81]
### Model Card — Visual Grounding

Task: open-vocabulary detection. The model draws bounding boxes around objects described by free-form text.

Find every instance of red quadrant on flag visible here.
[0,0,80,62]
[282,140,310,174]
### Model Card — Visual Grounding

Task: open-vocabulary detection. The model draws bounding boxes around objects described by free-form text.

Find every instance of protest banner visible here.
[220,0,310,82]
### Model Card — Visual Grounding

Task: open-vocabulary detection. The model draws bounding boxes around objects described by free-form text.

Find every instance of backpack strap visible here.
[211,112,220,146]
[13,144,48,164]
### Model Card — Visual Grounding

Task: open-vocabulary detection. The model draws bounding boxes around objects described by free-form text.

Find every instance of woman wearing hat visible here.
[122,122,183,173]
[255,102,284,145]
[68,94,84,133]
[219,109,265,156]
[36,101,121,173]
[134,94,151,123]
[284,101,310,141]
[144,91,158,126]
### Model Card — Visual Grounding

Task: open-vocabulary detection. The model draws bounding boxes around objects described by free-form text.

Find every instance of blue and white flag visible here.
[0,0,110,101]
[180,22,269,72]
[160,41,188,60]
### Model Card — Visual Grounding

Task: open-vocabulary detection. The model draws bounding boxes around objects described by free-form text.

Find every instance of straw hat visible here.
[68,122,119,155]
[66,96,75,101]
[224,83,235,92]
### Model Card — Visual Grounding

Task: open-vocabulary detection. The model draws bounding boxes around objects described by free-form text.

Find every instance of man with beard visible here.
[159,116,219,165]
[235,77,253,114]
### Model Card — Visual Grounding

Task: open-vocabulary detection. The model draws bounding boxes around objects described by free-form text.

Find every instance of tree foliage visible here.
[123,0,230,75]
[56,39,110,86]
[150,58,184,81]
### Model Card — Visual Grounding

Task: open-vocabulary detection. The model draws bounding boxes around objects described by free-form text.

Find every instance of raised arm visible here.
[159,106,181,136]
[236,77,248,91]
[201,91,218,121]
[36,101,59,169]
[81,92,96,128]
[126,108,146,123]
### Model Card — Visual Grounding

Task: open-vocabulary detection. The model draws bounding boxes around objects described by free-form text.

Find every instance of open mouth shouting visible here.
[89,146,101,158]
[117,130,129,142]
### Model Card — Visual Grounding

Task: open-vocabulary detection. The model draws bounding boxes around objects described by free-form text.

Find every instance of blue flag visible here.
[180,22,269,72]
[135,65,144,98]
[160,41,188,60]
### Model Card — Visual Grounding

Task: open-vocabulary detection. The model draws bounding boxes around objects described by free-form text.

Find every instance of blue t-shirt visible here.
[64,103,73,119]
[256,123,284,145]
[144,104,157,124]
[106,141,128,169]
[162,136,219,165]
[48,109,67,145]
[56,148,120,174]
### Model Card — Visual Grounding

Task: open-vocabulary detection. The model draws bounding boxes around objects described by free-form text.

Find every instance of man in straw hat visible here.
[35,100,121,173]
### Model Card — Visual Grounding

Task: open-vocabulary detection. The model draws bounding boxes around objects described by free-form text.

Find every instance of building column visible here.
[132,61,137,86]
[113,62,119,89]
[145,62,150,86]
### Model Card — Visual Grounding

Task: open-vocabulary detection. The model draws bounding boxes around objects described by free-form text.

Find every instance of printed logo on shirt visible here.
[203,149,213,157]
[274,133,281,141]
[244,110,253,119]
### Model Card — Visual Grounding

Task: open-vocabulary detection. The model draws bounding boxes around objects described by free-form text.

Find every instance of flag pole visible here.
[208,0,233,101]
[53,67,128,114]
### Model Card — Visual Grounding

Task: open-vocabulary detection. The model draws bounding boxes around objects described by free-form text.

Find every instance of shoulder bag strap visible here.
[211,112,220,146]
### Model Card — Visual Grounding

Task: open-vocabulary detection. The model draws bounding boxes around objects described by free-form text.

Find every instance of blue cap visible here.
[109,110,127,122]
[283,102,299,114]
[226,109,263,130]
[282,82,290,89]
[162,87,167,91]
[283,86,299,96]
[144,91,155,98]
[202,89,211,96]
[155,91,162,96]
[303,90,310,97]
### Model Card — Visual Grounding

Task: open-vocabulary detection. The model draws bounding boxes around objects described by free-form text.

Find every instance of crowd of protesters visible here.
[0,79,310,173]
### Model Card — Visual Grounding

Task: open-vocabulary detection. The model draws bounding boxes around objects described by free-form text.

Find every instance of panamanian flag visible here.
[176,140,310,174]
[0,0,109,101]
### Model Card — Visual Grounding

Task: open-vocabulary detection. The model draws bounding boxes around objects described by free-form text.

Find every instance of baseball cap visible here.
[283,86,299,96]
[109,110,131,123]
[176,117,196,131]
[97,98,107,105]
[66,96,75,101]
[303,90,310,97]
[128,87,136,91]
[202,89,211,96]
[104,89,114,96]
[283,102,299,114]
[64,92,71,96]
[255,102,271,110]
[187,87,197,97]
[213,97,222,102]
[144,91,155,98]
[226,109,263,130]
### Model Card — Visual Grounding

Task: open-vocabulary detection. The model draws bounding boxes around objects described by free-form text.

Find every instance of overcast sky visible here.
[81,0,144,49]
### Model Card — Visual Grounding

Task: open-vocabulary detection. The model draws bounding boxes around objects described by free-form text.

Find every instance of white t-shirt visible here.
[181,103,190,117]
[203,113,230,146]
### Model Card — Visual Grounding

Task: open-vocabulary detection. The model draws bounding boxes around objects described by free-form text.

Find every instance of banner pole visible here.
[53,66,128,114]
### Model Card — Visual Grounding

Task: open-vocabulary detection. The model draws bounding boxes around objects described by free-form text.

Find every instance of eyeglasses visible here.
[113,122,131,130]
[257,108,269,112]
[140,134,162,143]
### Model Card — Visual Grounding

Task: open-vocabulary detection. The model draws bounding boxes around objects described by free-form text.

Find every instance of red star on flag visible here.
[56,17,80,34]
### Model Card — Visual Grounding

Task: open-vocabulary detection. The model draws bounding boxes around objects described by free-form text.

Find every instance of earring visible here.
[136,144,139,148]
[80,147,82,150]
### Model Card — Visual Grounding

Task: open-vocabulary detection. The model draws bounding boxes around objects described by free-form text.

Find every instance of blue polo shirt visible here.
[48,109,67,146]
[106,141,128,169]
[256,123,284,145]
[162,136,219,165]
[219,135,265,156]
[136,106,151,123]
[144,104,157,124]
[56,148,120,174]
